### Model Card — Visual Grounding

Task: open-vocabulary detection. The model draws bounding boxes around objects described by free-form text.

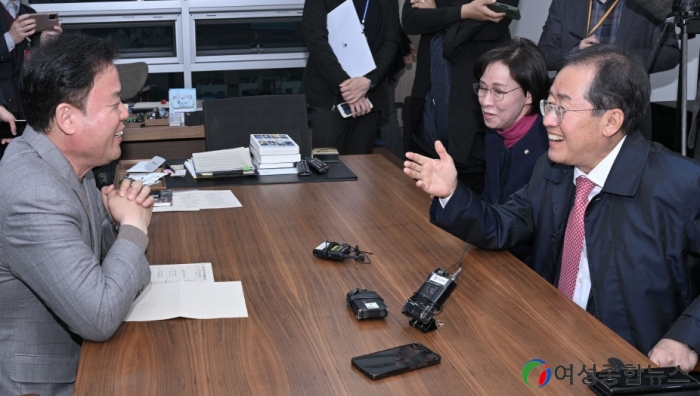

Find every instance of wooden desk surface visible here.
[75,154,647,395]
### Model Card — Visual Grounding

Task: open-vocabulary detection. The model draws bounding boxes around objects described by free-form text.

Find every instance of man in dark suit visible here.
[300,0,400,154]
[0,0,61,119]
[538,0,679,140]
[404,45,700,371]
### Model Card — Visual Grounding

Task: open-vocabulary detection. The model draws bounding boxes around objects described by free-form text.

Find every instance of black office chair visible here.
[115,62,149,103]
[202,94,312,157]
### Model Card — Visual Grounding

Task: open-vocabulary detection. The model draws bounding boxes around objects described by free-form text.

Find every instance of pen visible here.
[569,31,585,41]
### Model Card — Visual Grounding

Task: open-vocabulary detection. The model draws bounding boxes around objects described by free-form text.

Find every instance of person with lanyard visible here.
[0,0,61,121]
[301,0,400,154]
[538,0,679,140]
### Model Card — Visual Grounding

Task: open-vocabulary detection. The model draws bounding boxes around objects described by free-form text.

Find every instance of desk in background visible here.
[119,122,205,160]
[76,154,648,395]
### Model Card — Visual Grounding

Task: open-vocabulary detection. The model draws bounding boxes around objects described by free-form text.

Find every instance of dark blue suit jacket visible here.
[538,0,679,73]
[431,131,700,354]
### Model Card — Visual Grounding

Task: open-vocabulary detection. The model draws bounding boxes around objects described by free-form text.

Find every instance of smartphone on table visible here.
[351,342,441,380]
[487,2,521,20]
[338,97,373,118]
[29,13,59,32]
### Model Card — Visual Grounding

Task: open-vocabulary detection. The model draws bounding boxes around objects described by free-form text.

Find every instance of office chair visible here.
[202,94,312,157]
[115,62,149,102]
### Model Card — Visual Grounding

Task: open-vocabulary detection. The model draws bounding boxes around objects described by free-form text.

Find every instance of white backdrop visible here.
[509,0,697,102]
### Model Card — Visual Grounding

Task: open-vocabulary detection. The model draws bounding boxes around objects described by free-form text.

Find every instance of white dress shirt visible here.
[1,0,18,52]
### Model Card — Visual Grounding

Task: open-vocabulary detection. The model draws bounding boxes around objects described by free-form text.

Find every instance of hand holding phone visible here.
[338,97,373,118]
[487,2,521,20]
[30,13,59,32]
[351,343,441,380]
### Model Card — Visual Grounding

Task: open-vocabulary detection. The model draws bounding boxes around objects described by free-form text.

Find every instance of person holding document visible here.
[301,0,401,154]
[0,34,153,395]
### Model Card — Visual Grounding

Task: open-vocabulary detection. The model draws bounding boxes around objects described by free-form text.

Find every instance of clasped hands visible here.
[339,77,371,118]
[101,178,154,235]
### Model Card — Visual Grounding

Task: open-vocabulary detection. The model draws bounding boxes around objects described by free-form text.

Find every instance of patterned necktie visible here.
[7,2,17,19]
[558,176,597,299]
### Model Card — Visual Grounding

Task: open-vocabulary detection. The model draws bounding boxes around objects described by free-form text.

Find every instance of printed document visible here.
[327,0,376,77]
[153,190,242,212]
[124,263,248,321]
[192,147,252,173]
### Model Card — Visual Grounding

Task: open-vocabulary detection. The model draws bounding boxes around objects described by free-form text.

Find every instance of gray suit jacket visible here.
[538,0,679,73]
[0,127,151,395]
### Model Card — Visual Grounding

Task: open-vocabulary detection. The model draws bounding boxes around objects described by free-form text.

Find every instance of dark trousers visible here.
[309,105,380,154]
[378,73,406,160]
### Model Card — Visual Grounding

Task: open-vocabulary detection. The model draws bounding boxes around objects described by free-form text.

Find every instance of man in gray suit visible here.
[0,34,154,395]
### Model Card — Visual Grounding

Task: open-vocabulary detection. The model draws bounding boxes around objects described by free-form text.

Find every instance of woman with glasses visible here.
[473,37,548,262]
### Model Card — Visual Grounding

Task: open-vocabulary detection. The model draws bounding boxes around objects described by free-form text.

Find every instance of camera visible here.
[346,288,388,319]
[313,241,353,261]
[313,241,372,264]
[401,267,462,333]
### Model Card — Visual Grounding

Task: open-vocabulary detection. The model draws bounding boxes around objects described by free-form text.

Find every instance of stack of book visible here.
[249,134,301,175]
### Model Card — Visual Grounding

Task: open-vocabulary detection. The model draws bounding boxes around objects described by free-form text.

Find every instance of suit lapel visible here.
[545,163,575,241]
[22,127,98,252]
[576,0,590,37]
[616,0,635,47]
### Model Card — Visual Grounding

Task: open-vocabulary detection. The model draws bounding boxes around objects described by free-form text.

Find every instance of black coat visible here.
[402,0,517,172]
[431,131,700,355]
[0,3,39,116]
[300,0,401,112]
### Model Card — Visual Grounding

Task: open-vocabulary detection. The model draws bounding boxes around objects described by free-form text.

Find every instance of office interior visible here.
[20,0,696,156]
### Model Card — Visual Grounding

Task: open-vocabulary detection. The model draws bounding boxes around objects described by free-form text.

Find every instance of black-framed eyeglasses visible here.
[539,99,606,124]
[472,83,521,102]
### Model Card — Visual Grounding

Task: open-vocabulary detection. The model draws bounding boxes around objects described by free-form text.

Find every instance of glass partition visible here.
[195,17,304,56]
[192,68,303,100]
[62,20,177,59]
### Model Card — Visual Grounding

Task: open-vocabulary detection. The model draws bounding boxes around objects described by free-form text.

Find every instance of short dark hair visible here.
[474,37,549,116]
[20,34,118,133]
[560,45,650,134]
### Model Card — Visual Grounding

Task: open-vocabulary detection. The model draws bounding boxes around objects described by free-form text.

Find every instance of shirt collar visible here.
[573,135,627,187]
[1,0,17,12]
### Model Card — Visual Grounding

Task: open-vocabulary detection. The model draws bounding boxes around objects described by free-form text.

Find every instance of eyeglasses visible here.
[539,99,605,124]
[472,83,521,102]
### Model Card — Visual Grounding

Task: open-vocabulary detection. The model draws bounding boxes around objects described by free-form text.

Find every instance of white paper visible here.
[149,263,214,285]
[127,172,166,186]
[153,190,242,212]
[327,0,376,78]
[124,281,248,321]
[192,147,252,173]
[127,156,166,173]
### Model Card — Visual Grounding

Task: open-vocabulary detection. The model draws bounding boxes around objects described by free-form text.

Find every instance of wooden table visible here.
[75,154,648,395]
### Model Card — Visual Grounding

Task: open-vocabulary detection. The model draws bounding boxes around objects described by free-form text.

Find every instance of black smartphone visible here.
[0,119,27,139]
[487,2,521,20]
[351,343,441,380]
